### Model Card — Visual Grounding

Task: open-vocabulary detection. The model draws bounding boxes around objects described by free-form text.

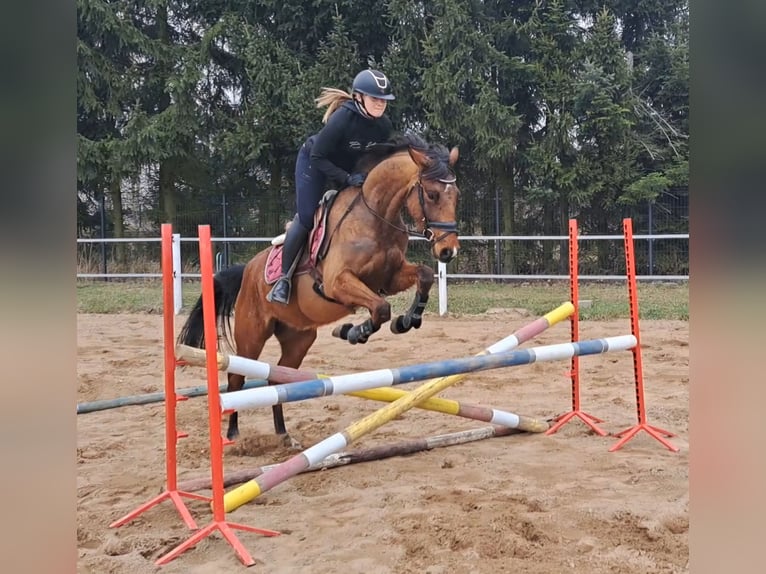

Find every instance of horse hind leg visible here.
[226,319,274,441]
[389,262,434,334]
[273,323,318,449]
[225,372,245,441]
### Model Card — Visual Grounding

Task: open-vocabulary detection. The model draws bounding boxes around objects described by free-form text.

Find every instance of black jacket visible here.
[308,101,393,186]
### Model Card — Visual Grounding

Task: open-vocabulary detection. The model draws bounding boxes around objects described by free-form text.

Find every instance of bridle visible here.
[413,177,459,243]
[356,175,459,243]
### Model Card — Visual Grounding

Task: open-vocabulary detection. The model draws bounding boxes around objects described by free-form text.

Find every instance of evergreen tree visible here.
[77,0,157,254]
[523,0,583,270]
[76,0,689,277]
[627,1,688,214]
[573,8,638,266]
[417,0,524,272]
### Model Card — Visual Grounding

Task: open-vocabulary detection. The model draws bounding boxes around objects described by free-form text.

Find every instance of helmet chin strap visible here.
[353,94,374,119]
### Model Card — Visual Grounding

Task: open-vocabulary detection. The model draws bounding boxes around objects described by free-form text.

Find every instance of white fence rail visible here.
[76,233,689,316]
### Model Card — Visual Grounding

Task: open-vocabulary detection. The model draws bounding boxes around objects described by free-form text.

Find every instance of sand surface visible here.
[77,310,689,573]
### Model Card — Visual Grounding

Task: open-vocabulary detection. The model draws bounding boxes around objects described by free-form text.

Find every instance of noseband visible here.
[413,178,459,243]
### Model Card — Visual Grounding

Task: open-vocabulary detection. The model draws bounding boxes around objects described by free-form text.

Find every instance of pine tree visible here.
[573,7,639,267]
[77,0,157,252]
[627,1,688,215]
[522,0,583,270]
[418,0,524,274]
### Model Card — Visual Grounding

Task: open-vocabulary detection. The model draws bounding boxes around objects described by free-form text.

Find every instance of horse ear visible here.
[408,146,432,169]
[449,146,459,166]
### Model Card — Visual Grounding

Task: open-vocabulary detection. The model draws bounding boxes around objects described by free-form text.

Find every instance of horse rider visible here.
[266,69,396,304]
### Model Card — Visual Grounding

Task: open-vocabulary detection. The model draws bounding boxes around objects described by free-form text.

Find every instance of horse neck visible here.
[364,156,417,222]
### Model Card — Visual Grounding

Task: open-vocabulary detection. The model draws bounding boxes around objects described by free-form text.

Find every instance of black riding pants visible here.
[295,139,326,231]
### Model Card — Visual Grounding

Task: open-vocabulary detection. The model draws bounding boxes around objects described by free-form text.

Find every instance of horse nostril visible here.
[439,248,454,263]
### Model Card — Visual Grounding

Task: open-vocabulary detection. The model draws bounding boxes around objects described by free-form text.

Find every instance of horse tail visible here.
[176,264,246,350]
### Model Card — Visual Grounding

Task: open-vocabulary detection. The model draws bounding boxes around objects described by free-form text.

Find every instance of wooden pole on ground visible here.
[176,426,524,492]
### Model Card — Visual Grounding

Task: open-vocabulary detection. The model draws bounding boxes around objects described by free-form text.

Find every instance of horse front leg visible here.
[389,262,434,335]
[333,317,381,345]
[327,271,391,345]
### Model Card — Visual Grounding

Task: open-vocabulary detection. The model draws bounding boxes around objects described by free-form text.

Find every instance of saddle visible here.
[264,190,339,291]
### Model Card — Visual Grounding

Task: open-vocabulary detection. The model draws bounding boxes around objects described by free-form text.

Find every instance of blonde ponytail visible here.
[315,87,353,124]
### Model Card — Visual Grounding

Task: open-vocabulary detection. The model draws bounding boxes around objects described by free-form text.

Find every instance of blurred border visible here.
[691,0,766,572]
[0,0,77,572]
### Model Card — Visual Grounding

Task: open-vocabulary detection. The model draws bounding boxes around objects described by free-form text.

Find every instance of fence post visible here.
[647,200,655,275]
[222,193,230,268]
[438,261,448,316]
[100,194,108,281]
[172,233,182,315]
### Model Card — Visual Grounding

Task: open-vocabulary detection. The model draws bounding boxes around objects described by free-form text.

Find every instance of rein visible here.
[358,178,459,242]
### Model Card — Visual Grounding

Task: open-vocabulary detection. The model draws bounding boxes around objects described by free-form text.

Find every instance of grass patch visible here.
[77,279,688,321]
[77,281,204,314]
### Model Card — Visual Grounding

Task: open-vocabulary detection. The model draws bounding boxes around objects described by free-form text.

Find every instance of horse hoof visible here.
[347,330,366,345]
[390,316,410,334]
[332,323,354,339]
[411,316,422,329]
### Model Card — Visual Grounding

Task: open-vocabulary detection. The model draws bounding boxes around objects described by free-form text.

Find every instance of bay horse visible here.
[177,133,461,444]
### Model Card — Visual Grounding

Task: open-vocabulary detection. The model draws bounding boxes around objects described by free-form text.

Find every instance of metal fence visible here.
[77,185,688,279]
[76,232,689,281]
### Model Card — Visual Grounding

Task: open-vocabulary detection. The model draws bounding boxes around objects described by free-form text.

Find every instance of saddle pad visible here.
[263,208,329,285]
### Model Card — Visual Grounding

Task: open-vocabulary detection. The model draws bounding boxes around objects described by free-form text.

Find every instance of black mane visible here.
[355,132,455,181]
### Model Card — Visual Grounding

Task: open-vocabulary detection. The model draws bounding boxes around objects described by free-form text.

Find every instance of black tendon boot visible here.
[267,218,310,304]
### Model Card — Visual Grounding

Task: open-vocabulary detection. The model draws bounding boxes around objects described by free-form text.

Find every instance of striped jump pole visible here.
[178,301,575,432]
[345,388,549,433]
[222,334,637,512]
[220,335,631,416]
[219,302,576,414]
[76,379,268,415]
[179,344,544,431]
[176,345,319,385]
[346,301,574,432]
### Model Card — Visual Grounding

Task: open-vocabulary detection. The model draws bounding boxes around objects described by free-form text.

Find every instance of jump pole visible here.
[345,387,549,432]
[336,301,573,425]
[547,218,608,436]
[177,300,575,432]
[222,333,637,512]
[76,378,268,414]
[78,352,546,432]
[178,344,549,430]
[217,306,580,417]
[155,225,279,567]
[219,337,633,415]
[109,223,210,531]
[609,218,678,452]
[177,425,524,493]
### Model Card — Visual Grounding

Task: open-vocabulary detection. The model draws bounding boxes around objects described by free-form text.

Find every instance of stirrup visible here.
[267,277,291,304]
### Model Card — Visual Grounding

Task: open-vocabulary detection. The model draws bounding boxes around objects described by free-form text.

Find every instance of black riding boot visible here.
[267,218,310,304]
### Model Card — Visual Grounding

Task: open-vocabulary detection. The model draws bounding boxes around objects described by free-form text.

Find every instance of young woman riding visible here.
[267,69,396,304]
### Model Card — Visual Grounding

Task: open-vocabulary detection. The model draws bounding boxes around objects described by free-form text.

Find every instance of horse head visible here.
[406,140,461,263]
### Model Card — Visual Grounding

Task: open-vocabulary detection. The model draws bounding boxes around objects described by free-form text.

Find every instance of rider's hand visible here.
[345,172,366,187]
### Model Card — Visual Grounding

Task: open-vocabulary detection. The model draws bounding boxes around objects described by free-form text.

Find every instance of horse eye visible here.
[427,191,438,202]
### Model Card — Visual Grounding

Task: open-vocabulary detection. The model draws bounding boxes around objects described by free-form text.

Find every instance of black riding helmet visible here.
[351,69,396,100]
